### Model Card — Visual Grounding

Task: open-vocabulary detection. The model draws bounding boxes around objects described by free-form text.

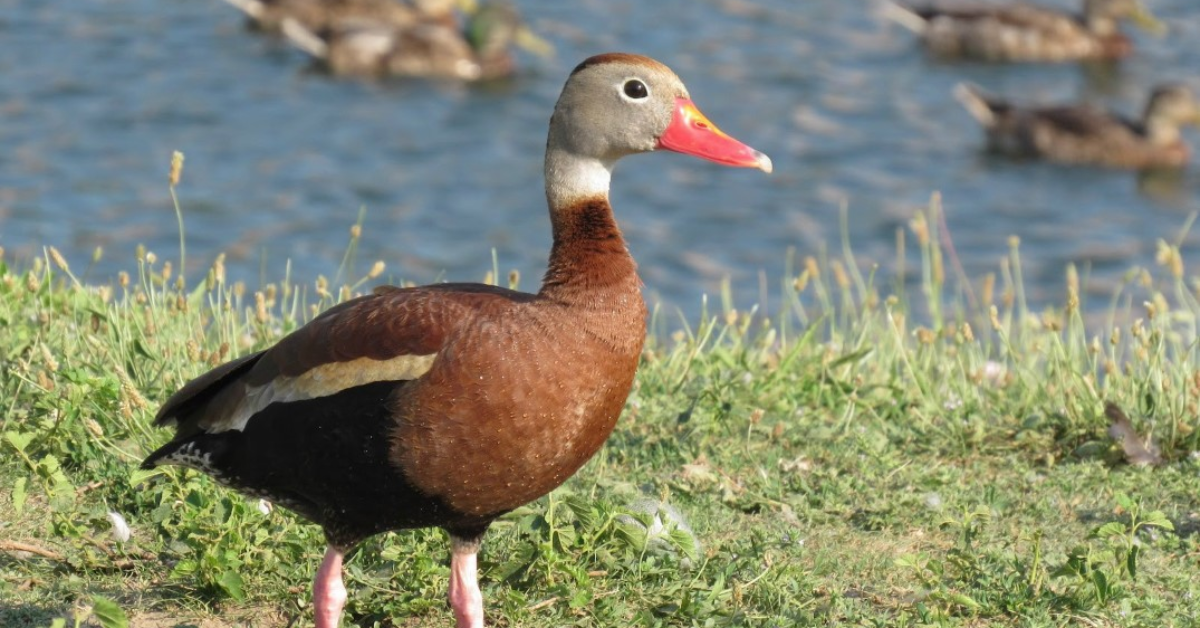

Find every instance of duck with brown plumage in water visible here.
[279,0,553,80]
[954,83,1200,170]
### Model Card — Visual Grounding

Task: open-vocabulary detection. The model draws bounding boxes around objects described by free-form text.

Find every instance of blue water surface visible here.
[1,0,1198,324]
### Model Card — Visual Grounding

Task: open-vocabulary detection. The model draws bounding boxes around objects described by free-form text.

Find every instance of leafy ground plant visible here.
[3,193,1200,627]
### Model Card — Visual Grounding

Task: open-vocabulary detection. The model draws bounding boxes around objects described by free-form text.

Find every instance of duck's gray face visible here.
[1147,85,1200,127]
[552,54,772,172]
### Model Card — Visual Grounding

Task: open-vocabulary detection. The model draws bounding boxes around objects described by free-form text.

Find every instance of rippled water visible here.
[1,0,1198,322]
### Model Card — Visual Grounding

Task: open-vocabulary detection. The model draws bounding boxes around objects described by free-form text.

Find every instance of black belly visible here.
[164,380,494,549]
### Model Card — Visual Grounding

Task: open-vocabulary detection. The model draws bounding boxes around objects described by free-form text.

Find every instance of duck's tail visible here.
[221,0,267,20]
[954,82,999,127]
[281,17,330,59]
[878,1,928,34]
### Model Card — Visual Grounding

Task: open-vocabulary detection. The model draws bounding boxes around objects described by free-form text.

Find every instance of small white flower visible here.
[924,493,943,510]
[257,499,273,515]
[107,511,131,543]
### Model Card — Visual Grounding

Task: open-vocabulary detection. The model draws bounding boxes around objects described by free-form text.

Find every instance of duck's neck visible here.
[1081,2,1120,36]
[1142,100,1183,146]
[1143,117,1182,146]
[544,146,613,210]
[1083,15,1118,35]
[539,148,646,345]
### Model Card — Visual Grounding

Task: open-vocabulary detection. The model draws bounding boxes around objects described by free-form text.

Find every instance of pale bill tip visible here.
[754,151,773,174]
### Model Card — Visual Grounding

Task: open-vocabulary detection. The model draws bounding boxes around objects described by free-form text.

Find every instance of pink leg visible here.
[313,547,347,628]
[448,539,484,628]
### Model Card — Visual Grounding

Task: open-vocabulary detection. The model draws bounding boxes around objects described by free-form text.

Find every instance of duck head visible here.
[1144,84,1200,146]
[1084,0,1163,36]
[465,1,553,61]
[549,54,770,167]
[543,53,771,207]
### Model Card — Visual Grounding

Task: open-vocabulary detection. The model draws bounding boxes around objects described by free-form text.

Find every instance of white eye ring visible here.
[620,78,650,102]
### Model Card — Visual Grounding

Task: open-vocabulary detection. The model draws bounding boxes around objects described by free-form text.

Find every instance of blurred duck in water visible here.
[883,0,1164,62]
[954,83,1200,169]
[280,0,553,80]
[221,0,463,33]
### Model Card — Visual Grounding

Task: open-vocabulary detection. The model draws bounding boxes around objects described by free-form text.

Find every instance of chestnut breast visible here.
[391,294,645,517]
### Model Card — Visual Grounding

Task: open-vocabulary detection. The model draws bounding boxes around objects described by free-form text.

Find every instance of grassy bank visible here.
[3,201,1200,628]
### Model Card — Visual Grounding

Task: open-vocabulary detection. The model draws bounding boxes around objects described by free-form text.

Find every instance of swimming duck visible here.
[222,0,462,34]
[141,53,771,628]
[281,1,552,80]
[955,82,1200,169]
[884,0,1163,62]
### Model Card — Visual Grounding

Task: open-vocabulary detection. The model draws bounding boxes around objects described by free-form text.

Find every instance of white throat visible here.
[544,146,615,209]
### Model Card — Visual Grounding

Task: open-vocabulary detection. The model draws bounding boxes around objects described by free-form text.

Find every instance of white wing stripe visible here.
[215,353,437,432]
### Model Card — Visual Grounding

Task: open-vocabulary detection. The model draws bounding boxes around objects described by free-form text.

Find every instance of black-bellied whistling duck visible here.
[142,53,772,628]
[280,0,553,80]
[955,82,1200,169]
[883,0,1163,62]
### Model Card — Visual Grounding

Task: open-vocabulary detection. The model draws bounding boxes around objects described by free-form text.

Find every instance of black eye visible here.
[623,79,648,99]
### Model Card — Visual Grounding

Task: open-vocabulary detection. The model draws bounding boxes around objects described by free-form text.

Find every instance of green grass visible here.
[3,196,1200,627]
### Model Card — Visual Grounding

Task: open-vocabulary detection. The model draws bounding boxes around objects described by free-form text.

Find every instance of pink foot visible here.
[448,539,484,628]
[314,547,347,628]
